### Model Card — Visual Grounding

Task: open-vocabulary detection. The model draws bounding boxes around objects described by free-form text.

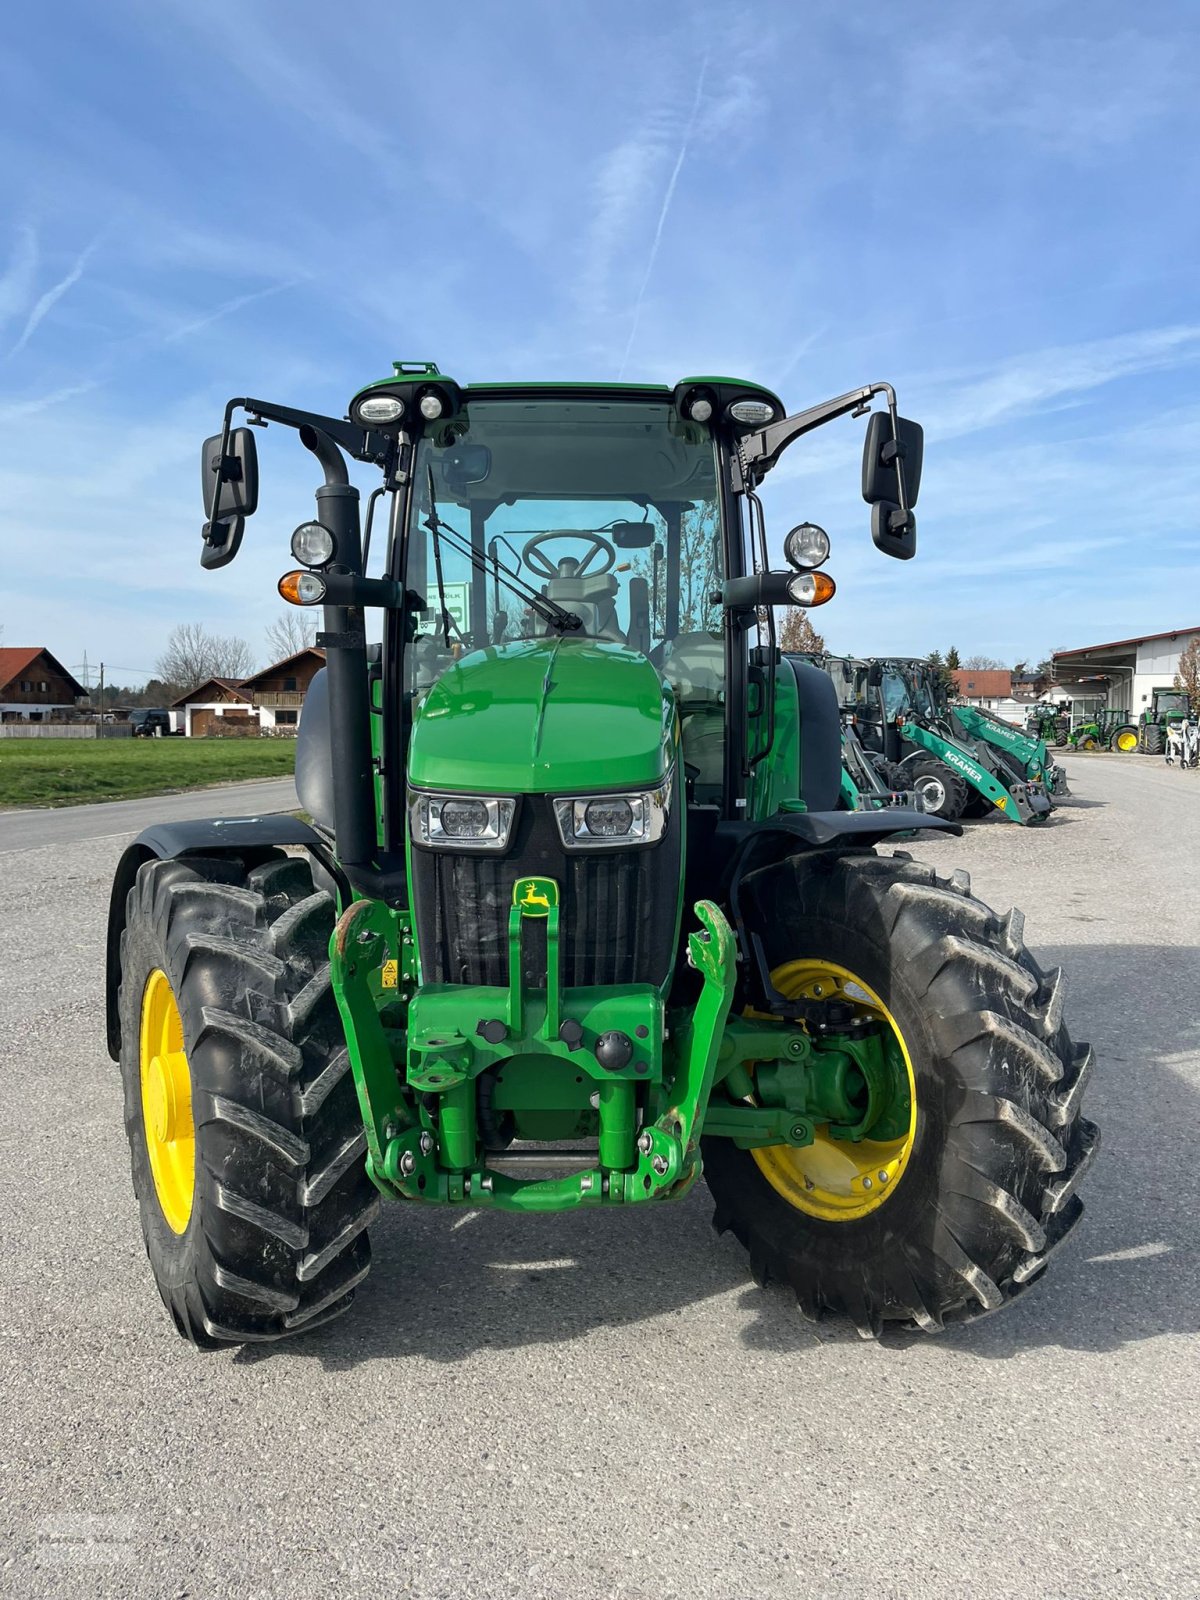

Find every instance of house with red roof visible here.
[0,648,87,722]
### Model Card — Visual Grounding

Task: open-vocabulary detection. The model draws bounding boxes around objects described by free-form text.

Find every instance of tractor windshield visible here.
[403,398,723,687]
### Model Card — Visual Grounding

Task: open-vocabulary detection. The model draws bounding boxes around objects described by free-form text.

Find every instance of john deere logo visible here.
[514,877,558,917]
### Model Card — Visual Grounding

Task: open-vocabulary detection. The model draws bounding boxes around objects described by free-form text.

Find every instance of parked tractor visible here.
[1140,688,1189,755]
[1025,701,1070,747]
[1068,709,1138,753]
[105,366,1095,1345]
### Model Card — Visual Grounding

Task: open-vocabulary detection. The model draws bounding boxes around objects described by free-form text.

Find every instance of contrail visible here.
[161,280,299,344]
[617,49,711,380]
[0,226,38,331]
[8,237,100,358]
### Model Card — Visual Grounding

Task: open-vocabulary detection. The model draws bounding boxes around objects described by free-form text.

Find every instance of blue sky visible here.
[2,0,1198,683]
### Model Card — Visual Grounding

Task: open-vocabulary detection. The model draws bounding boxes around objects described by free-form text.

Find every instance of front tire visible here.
[1142,725,1164,754]
[703,852,1097,1335]
[907,759,968,820]
[118,853,379,1346]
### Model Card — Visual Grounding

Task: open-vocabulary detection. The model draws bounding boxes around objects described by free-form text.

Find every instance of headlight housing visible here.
[552,778,672,850]
[409,791,516,851]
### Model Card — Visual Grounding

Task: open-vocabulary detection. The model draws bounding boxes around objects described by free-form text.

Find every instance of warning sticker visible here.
[380,959,399,989]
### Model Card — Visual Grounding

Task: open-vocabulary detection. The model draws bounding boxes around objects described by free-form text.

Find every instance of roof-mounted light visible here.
[355,394,405,425]
[728,398,776,426]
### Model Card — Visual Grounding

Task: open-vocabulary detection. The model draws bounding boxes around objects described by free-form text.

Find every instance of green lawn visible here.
[0,738,296,807]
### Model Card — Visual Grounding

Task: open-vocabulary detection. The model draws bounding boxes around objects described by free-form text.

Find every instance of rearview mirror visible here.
[443,441,492,492]
[611,520,656,549]
[201,426,259,521]
[862,413,923,508]
[867,662,883,688]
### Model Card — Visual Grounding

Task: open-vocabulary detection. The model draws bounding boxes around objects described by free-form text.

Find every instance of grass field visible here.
[0,738,295,807]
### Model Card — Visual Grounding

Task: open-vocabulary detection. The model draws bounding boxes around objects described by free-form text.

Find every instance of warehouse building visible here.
[1052,626,1199,719]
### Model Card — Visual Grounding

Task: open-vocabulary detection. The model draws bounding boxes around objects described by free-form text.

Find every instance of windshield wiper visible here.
[422,472,581,636]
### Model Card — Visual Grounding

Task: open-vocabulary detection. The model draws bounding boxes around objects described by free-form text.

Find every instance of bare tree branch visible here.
[264,610,318,662]
[156,623,254,689]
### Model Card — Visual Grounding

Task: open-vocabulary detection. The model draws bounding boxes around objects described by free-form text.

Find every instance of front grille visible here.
[412,793,681,988]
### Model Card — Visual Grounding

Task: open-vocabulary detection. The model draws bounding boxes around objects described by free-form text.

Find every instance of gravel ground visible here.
[1,753,1196,1599]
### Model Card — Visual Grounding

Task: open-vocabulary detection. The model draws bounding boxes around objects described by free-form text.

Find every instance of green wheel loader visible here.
[787,651,923,814]
[850,658,1054,823]
[106,367,1096,1344]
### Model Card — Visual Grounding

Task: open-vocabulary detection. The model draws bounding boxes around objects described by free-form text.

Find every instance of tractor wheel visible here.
[1142,725,1164,755]
[906,759,968,820]
[703,852,1097,1335]
[1075,734,1099,751]
[1110,725,1139,754]
[1054,723,1069,748]
[118,852,378,1346]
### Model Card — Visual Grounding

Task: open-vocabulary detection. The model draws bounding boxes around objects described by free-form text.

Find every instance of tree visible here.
[945,645,961,672]
[962,654,1004,671]
[778,609,826,654]
[1174,637,1200,713]
[264,609,318,663]
[926,649,954,697]
[157,623,254,690]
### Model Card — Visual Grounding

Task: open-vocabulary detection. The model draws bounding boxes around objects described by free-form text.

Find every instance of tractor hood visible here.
[407,637,674,794]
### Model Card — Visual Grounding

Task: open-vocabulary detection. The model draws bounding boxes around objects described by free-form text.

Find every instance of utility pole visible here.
[99,662,105,721]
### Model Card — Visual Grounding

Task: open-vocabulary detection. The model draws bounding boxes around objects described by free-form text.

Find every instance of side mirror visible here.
[201,426,259,521]
[866,661,883,688]
[200,426,259,571]
[862,413,923,507]
[870,501,917,561]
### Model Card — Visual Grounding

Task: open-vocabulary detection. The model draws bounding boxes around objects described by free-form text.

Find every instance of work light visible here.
[356,394,405,424]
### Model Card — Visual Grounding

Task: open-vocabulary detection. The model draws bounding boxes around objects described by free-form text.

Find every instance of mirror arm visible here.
[219,396,391,466]
[734,382,897,490]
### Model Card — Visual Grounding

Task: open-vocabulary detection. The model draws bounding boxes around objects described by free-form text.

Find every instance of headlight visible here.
[290,521,335,567]
[409,791,516,851]
[783,522,830,570]
[553,777,671,849]
[419,390,445,420]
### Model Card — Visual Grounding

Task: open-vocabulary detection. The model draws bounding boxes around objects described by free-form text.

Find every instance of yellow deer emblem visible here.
[513,877,558,917]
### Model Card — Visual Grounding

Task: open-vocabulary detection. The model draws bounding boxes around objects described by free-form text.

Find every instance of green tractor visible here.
[851,658,1054,823]
[1139,688,1189,755]
[105,366,1095,1345]
[1025,701,1070,747]
[1068,708,1139,753]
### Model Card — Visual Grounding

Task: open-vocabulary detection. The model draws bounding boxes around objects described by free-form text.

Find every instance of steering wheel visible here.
[521,530,617,580]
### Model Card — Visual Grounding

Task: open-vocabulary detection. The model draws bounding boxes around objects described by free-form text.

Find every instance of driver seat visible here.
[542,559,624,642]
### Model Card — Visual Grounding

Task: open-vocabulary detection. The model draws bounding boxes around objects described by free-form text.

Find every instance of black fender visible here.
[104,816,346,1061]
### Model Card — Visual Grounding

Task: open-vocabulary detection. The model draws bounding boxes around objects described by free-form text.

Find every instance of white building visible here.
[1052,626,1200,717]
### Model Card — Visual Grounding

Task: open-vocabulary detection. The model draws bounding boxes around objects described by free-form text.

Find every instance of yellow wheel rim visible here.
[1116,731,1137,752]
[139,968,195,1234]
[750,960,917,1222]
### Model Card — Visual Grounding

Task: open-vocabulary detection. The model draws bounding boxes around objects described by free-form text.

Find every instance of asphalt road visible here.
[1,754,1196,1598]
[0,778,299,853]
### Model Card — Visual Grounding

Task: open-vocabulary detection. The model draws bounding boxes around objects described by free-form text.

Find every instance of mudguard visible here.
[104,815,342,1060]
